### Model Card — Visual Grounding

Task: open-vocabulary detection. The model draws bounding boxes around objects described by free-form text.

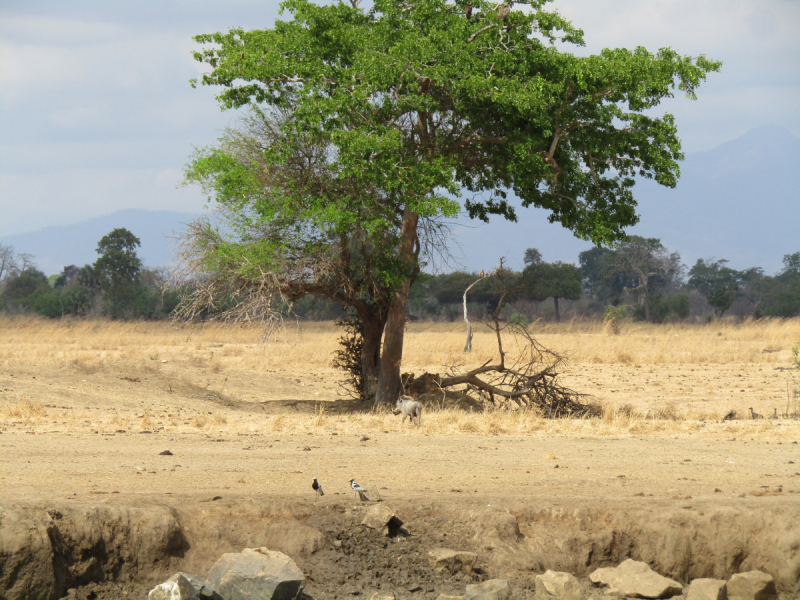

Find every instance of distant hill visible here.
[0,209,200,275]
[3,127,798,277]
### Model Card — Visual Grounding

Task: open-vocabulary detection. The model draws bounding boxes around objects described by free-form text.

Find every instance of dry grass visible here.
[1,315,798,440]
[1,315,799,369]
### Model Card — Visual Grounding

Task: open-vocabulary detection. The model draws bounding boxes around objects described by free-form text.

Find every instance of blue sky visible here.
[1,0,799,245]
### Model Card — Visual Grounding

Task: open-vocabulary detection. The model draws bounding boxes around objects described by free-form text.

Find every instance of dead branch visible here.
[409,261,597,418]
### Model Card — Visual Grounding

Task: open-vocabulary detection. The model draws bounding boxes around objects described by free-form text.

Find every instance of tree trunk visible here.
[553,296,561,322]
[360,313,385,400]
[374,205,419,406]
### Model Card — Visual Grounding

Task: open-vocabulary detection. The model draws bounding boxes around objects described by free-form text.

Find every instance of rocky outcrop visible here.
[148,572,223,600]
[428,548,478,575]
[686,578,728,600]
[590,559,683,598]
[361,504,403,536]
[726,571,777,600]
[534,570,583,600]
[206,547,304,600]
[465,579,514,600]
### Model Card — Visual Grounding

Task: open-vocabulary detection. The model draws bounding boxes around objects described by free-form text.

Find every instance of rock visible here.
[361,504,403,535]
[686,579,728,600]
[437,596,466,600]
[206,547,305,600]
[357,483,382,502]
[589,559,683,598]
[726,572,777,600]
[179,573,223,600]
[148,573,203,600]
[465,579,514,600]
[262,520,325,558]
[427,548,478,575]
[535,570,584,600]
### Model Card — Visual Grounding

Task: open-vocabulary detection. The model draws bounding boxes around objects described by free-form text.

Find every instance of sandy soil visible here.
[2,320,800,599]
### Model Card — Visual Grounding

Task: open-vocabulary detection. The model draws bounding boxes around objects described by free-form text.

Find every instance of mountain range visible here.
[2,126,798,277]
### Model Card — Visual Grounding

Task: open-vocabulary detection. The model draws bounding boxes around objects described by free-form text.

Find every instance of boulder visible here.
[361,504,403,535]
[358,483,382,502]
[206,547,305,600]
[262,520,325,558]
[726,572,777,600]
[535,570,584,600]
[589,559,682,599]
[428,548,478,575]
[149,572,224,600]
[686,578,728,600]
[465,579,514,600]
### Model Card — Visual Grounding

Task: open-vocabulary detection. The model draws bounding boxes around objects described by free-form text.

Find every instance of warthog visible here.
[394,395,422,426]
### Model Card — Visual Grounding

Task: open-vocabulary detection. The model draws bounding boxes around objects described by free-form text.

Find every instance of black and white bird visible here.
[349,478,366,499]
[312,477,324,500]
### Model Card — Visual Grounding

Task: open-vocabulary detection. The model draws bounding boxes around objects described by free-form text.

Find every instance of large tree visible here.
[94,228,143,319]
[190,0,720,404]
[688,258,742,317]
[522,260,582,322]
[601,236,682,322]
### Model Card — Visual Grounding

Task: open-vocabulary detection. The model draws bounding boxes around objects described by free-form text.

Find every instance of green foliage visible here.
[94,228,143,319]
[509,313,528,326]
[778,252,800,282]
[192,0,720,246]
[688,258,742,317]
[603,305,628,321]
[522,261,582,302]
[632,292,689,322]
[1,269,49,301]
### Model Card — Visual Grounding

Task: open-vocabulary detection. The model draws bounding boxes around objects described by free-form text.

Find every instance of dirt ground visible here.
[1,318,799,599]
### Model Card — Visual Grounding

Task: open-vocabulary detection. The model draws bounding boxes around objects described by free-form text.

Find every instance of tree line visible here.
[2,227,796,324]
[0,229,180,320]
[404,240,800,324]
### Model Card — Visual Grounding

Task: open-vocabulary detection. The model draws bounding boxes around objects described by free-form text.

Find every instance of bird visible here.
[350,478,366,499]
[497,4,510,21]
[748,407,762,420]
[465,3,473,19]
[771,408,778,419]
[722,410,736,422]
[312,477,324,500]
[479,269,485,279]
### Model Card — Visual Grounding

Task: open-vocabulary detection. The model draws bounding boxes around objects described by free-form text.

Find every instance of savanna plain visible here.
[1,317,799,599]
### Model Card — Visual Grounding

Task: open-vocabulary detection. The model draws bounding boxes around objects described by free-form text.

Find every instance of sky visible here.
[1,0,799,248]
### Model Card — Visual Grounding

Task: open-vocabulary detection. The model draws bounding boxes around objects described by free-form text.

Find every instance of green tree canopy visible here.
[522,260,582,321]
[190,0,720,403]
[601,236,682,322]
[94,228,143,319]
[688,258,742,317]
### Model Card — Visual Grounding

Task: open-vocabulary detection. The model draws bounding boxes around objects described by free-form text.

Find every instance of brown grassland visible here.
[2,316,799,600]
[1,315,798,440]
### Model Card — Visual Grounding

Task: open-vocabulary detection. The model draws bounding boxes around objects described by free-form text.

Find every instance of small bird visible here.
[465,3,473,19]
[349,478,366,499]
[479,269,485,279]
[312,477,324,500]
[498,4,510,21]
[748,407,762,420]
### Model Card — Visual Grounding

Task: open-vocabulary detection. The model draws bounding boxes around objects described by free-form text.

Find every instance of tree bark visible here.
[374,205,419,406]
[553,296,561,322]
[360,312,385,400]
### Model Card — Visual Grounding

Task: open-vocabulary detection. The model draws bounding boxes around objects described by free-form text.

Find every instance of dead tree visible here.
[463,266,494,352]
[415,263,595,417]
